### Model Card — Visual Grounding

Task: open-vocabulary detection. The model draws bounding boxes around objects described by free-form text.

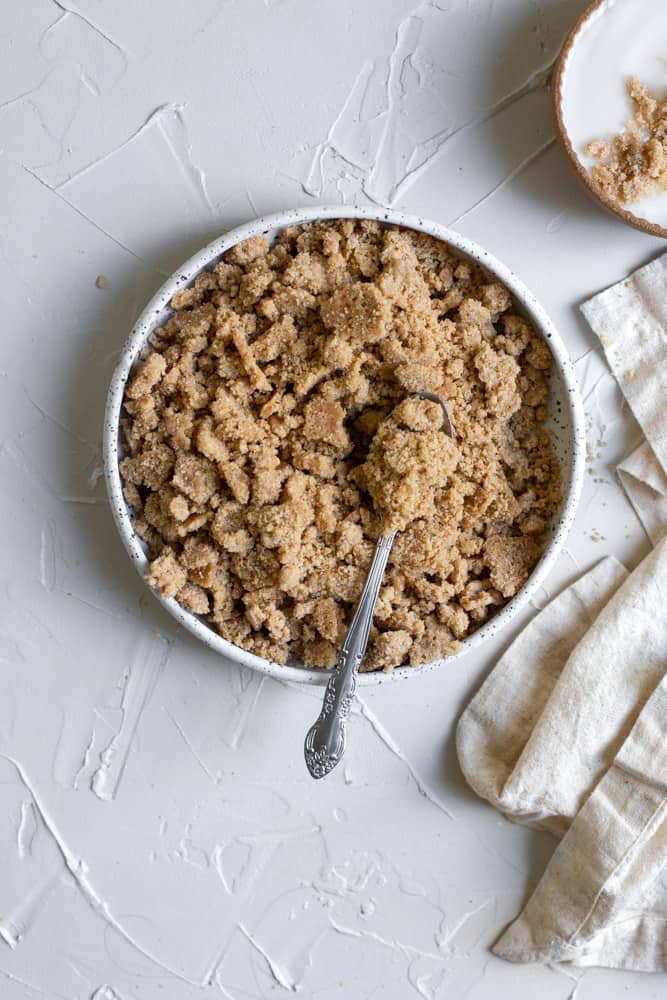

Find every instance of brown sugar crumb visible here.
[484,535,541,598]
[121,220,560,672]
[584,77,667,206]
[364,629,413,672]
[146,549,187,598]
[303,396,350,450]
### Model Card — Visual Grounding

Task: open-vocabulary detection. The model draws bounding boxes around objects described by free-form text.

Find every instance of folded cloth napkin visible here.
[456,252,667,971]
[616,442,667,546]
[581,254,667,546]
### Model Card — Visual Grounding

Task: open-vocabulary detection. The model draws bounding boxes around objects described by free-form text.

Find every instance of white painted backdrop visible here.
[0,1,664,998]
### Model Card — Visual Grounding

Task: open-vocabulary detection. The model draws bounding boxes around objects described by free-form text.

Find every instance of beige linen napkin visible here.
[457,252,667,971]
[495,663,667,970]
[582,253,667,546]
[617,442,667,546]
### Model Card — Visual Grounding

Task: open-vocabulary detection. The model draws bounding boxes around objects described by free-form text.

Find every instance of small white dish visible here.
[104,205,585,686]
[554,0,667,238]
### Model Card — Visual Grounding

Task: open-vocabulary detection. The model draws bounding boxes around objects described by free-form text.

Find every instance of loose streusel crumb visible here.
[584,77,667,206]
[120,219,560,671]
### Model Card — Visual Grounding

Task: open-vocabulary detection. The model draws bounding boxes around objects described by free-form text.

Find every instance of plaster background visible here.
[0,2,664,998]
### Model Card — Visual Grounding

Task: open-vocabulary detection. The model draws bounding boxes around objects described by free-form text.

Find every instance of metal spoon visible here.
[304,392,454,779]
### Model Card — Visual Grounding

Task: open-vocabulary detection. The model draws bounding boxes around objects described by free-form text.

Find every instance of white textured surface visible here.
[0,2,665,998]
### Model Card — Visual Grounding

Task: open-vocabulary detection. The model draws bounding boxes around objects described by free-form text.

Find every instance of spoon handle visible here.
[304,531,396,779]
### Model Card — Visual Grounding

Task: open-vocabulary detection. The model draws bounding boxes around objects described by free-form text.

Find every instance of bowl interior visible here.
[104,206,585,686]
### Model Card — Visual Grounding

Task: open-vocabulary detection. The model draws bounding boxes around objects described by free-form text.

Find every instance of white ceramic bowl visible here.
[104,205,585,686]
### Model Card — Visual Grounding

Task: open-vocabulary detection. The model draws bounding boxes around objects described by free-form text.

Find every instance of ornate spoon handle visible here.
[304,531,396,779]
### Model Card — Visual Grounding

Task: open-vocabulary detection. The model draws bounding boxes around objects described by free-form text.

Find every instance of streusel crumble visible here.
[585,77,667,206]
[120,219,560,672]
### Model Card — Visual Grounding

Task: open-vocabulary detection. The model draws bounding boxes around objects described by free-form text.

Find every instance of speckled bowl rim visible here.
[104,204,585,686]
[552,0,667,239]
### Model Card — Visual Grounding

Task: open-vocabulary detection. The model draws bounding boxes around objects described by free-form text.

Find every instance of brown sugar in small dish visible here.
[584,77,667,207]
[552,0,667,238]
[117,218,561,673]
